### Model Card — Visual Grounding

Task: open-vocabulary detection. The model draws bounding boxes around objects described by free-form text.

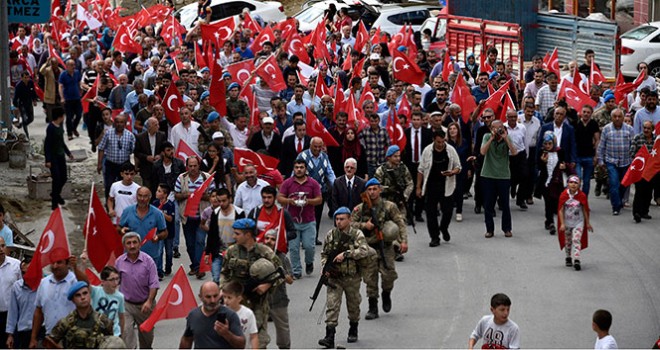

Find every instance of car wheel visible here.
[649,62,660,78]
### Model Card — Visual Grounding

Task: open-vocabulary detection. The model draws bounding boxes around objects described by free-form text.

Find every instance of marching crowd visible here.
[2,0,659,348]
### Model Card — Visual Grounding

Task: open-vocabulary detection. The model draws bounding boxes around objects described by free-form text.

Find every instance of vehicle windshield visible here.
[178,6,198,28]
[295,6,325,23]
[621,25,658,40]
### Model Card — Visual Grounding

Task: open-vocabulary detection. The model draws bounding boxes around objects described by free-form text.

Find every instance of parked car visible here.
[620,21,660,78]
[176,0,287,30]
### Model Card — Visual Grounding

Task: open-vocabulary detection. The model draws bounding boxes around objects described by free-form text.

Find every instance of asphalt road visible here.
[21,109,660,348]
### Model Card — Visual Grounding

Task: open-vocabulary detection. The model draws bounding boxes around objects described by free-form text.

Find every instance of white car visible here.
[371,2,442,35]
[620,22,660,78]
[176,0,287,31]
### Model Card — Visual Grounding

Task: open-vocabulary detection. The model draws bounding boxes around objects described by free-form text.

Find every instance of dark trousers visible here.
[482,177,512,233]
[453,167,468,214]
[50,156,68,210]
[407,163,424,219]
[314,192,328,241]
[543,192,558,225]
[12,330,32,349]
[509,151,528,203]
[523,147,537,200]
[64,99,83,137]
[474,164,484,208]
[425,186,453,241]
[103,160,123,200]
[17,102,34,138]
[84,111,102,148]
[633,179,653,217]
[183,218,202,271]
[0,311,7,349]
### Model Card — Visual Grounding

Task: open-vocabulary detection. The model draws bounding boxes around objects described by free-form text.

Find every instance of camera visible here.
[498,128,506,135]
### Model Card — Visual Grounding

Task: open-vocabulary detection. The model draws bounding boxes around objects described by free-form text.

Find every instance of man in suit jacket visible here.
[404,111,433,222]
[279,120,311,178]
[332,157,366,212]
[536,106,577,166]
[134,117,166,193]
[248,116,282,158]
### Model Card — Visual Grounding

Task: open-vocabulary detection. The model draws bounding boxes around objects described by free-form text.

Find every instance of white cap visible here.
[80,35,90,42]
[212,131,225,139]
[262,116,275,124]
[370,53,381,60]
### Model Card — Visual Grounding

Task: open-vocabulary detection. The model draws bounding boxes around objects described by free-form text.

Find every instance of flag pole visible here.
[83,181,95,254]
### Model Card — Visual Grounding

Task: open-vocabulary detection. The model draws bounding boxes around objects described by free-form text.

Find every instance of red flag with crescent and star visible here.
[184,173,216,217]
[250,26,275,54]
[24,207,71,290]
[139,266,197,332]
[622,146,650,186]
[451,73,477,123]
[175,139,199,162]
[225,60,255,85]
[556,79,596,111]
[163,83,184,126]
[391,49,424,86]
[255,55,286,91]
[83,183,123,272]
[200,17,235,46]
[112,25,142,54]
[85,268,102,286]
[642,137,660,181]
[386,110,406,151]
[233,148,280,174]
[256,208,288,254]
[305,107,339,147]
[199,252,212,273]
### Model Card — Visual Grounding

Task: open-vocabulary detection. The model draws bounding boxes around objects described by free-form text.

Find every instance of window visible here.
[651,33,660,43]
[387,10,429,26]
[222,1,256,17]
[621,26,658,40]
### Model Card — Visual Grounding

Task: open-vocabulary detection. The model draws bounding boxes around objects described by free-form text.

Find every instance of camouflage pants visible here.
[363,244,397,298]
[325,275,362,327]
[247,297,271,348]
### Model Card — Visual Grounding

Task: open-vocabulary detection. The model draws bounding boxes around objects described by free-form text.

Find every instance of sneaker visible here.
[485,232,494,238]
[455,213,463,222]
[293,273,302,279]
[612,210,619,216]
[504,231,512,238]
[565,257,573,267]
[573,260,581,271]
[306,263,314,275]
[173,250,181,259]
[395,253,404,262]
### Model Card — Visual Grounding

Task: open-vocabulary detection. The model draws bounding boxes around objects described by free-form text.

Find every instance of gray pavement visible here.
[17,108,660,348]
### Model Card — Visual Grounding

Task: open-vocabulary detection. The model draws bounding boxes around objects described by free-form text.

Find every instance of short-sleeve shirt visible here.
[470,315,520,350]
[152,199,176,239]
[236,305,257,349]
[90,285,125,336]
[575,119,600,157]
[35,272,78,334]
[279,176,322,224]
[109,181,140,223]
[58,70,82,101]
[563,195,584,229]
[0,225,14,247]
[480,134,512,179]
[120,204,167,259]
[183,306,243,349]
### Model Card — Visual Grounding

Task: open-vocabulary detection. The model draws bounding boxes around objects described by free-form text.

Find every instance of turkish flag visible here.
[274,18,296,38]
[48,43,66,68]
[341,54,352,72]
[163,83,184,126]
[354,21,369,53]
[86,268,102,286]
[557,79,596,111]
[243,85,261,129]
[346,92,368,132]
[243,12,262,34]
[113,25,142,54]
[184,173,215,217]
[52,0,62,17]
[256,208,288,254]
[353,57,366,80]
[622,146,650,186]
[77,4,102,30]
[139,266,197,332]
[451,73,477,123]
[357,83,375,110]
[34,83,44,101]
[233,148,279,174]
[175,139,199,162]
[498,91,517,122]
[250,26,275,54]
[642,137,660,181]
[146,4,172,22]
[209,57,227,116]
[282,31,310,65]
[255,55,286,91]
[306,107,340,147]
[542,52,550,69]
[200,18,235,46]
[547,48,560,78]
[160,17,185,45]
[141,227,157,246]
[392,49,424,86]
[83,184,123,272]
[398,95,412,127]
[24,208,71,290]
[315,75,332,99]
[477,80,511,117]
[225,60,255,84]
[199,252,212,273]
[81,79,99,114]
[590,60,605,88]
[194,43,207,69]
[386,110,406,151]
[442,49,452,82]
[480,54,493,74]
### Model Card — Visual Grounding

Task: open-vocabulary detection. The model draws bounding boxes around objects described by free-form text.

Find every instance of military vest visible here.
[326,228,362,276]
[60,310,111,349]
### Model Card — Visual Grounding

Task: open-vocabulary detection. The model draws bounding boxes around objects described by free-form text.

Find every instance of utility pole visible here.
[0,0,11,131]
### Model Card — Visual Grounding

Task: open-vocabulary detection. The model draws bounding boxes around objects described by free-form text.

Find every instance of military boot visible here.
[318,326,335,349]
[382,291,392,313]
[365,298,379,320]
[347,321,359,343]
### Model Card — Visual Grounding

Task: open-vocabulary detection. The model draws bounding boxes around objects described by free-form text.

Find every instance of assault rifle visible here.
[309,247,342,312]
[361,192,389,270]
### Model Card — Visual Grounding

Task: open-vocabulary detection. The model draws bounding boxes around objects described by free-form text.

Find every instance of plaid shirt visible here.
[534,85,558,120]
[597,123,634,167]
[98,129,136,164]
[359,126,390,165]
[630,133,655,158]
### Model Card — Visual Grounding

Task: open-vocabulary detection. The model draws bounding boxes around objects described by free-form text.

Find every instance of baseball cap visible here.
[262,116,274,124]
[212,131,225,139]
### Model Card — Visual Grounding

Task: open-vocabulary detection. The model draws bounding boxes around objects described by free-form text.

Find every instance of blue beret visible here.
[488,71,499,80]
[333,206,351,218]
[232,218,256,230]
[365,178,381,188]
[207,111,219,123]
[200,67,210,73]
[604,94,615,103]
[603,89,613,96]
[200,90,210,101]
[222,72,232,79]
[386,145,400,158]
[397,45,407,52]
[67,281,89,300]
[228,82,240,91]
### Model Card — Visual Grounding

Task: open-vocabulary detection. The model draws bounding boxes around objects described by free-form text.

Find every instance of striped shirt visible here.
[597,123,634,167]
[98,128,136,164]
[535,85,558,120]
[630,133,654,158]
[359,126,390,165]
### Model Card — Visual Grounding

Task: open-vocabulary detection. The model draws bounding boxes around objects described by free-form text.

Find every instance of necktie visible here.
[414,129,420,163]
[297,139,302,153]
[347,180,352,205]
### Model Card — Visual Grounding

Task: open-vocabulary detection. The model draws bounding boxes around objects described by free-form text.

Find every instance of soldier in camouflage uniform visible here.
[46,282,115,349]
[226,82,250,123]
[593,96,617,197]
[351,178,408,320]
[220,218,283,349]
[318,207,370,349]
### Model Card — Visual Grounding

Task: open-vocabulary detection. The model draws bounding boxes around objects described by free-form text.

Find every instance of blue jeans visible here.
[288,222,316,276]
[154,241,164,276]
[482,177,512,233]
[183,218,206,271]
[576,156,595,196]
[173,201,181,250]
[606,163,628,211]
[163,238,174,273]
[211,255,224,284]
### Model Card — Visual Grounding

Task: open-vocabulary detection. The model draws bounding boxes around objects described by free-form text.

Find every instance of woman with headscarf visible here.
[31,38,46,67]
[100,28,114,53]
[465,53,479,80]
[341,127,367,179]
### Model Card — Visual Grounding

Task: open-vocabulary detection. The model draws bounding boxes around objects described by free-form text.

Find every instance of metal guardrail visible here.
[536,12,619,77]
